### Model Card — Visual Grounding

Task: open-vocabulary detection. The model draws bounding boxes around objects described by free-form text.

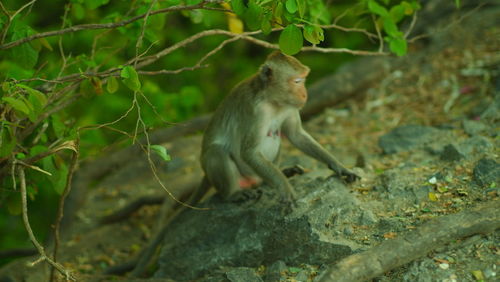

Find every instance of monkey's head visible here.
[259,51,310,108]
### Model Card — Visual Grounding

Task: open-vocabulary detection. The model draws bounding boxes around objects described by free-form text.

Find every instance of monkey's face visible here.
[287,72,308,107]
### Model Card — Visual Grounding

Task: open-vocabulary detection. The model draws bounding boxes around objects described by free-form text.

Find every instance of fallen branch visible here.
[318,200,500,282]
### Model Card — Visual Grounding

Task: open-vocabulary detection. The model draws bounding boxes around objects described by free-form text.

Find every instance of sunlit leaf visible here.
[383,17,401,37]
[2,97,30,115]
[151,145,171,162]
[285,0,298,14]
[367,0,388,17]
[279,24,303,55]
[387,36,407,56]
[120,66,141,91]
[303,24,324,45]
[106,76,119,93]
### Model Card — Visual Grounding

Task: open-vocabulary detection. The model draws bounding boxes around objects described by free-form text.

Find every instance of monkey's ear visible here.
[259,64,273,83]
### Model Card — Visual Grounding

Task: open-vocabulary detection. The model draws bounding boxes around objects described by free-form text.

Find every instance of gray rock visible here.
[263,261,287,282]
[295,270,310,281]
[153,180,356,280]
[358,209,378,225]
[378,125,438,154]
[226,267,263,282]
[462,119,488,135]
[459,136,493,156]
[473,158,500,187]
[440,144,464,161]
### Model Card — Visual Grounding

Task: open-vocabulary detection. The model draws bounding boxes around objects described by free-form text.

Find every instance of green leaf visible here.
[2,97,30,115]
[231,0,247,16]
[18,84,47,109]
[85,0,110,10]
[296,0,306,18]
[42,155,68,195]
[303,24,324,45]
[390,5,406,23]
[0,125,16,157]
[244,1,263,31]
[367,0,388,17]
[72,3,85,20]
[274,2,284,25]
[120,66,141,91]
[10,24,38,69]
[309,0,330,24]
[387,36,407,56]
[455,0,461,8]
[106,76,119,93]
[186,0,203,5]
[7,194,22,215]
[383,17,401,37]
[285,0,298,14]
[261,12,272,35]
[151,145,171,162]
[51,115,66,139]
[279,24,303,55]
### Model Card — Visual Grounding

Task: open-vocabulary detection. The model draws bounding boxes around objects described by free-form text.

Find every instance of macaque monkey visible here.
[195,51,359,203]
[127,51,359,277]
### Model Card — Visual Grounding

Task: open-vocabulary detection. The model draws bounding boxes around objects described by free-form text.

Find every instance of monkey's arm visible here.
[282,112,359,183]
[240,123,296,201]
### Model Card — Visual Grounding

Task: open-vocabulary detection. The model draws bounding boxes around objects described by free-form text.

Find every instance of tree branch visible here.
[0,1,228,50]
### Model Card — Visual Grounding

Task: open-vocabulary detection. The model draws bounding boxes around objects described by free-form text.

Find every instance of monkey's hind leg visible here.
[203,145,241,199]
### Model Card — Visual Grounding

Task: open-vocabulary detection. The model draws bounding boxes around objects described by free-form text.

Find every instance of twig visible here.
[404,11,418,39]
[50,138,80,282]
[0,2,227,50]
[134,0,158,67]
[372,14,384,53]
[302,46,388,56]
[0,0,38,44]
[17,165,76,281]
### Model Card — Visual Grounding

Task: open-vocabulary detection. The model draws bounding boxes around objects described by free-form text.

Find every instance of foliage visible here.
[0,0,420,267]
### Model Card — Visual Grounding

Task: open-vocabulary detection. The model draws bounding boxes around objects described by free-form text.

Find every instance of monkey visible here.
[122,51,360,277]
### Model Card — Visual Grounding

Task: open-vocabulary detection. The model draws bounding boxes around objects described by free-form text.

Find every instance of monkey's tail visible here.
[129,176,211,277]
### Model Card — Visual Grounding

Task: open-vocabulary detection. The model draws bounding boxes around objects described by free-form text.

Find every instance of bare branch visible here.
[17,165,76,281]
[0,1,227,50]
[0,0,38,44]
[50,138,79,282]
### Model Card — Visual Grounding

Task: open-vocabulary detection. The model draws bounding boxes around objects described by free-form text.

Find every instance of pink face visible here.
[288,72,308,107]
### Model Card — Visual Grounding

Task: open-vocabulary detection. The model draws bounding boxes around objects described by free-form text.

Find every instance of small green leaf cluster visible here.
[231,0,329,55]
[367,0,421,56]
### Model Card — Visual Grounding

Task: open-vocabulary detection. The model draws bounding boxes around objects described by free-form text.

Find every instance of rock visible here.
[263,261,287,282]
[473,158,500,187]
[295,270,310,281]
[226,267,263,282]
[459,136,493,156]
[358,209,378,225]
[153,179,358,280]
[378,125,439,154]
[440,144,464,162]
[462,120,488,135]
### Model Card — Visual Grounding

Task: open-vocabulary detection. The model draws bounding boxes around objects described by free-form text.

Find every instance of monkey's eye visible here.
[294,78,305,84]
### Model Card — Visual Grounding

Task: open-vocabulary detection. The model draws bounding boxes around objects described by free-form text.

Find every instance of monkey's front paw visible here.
[230,189,262,203]
[282,165,305,178]
[340,169,360,183]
